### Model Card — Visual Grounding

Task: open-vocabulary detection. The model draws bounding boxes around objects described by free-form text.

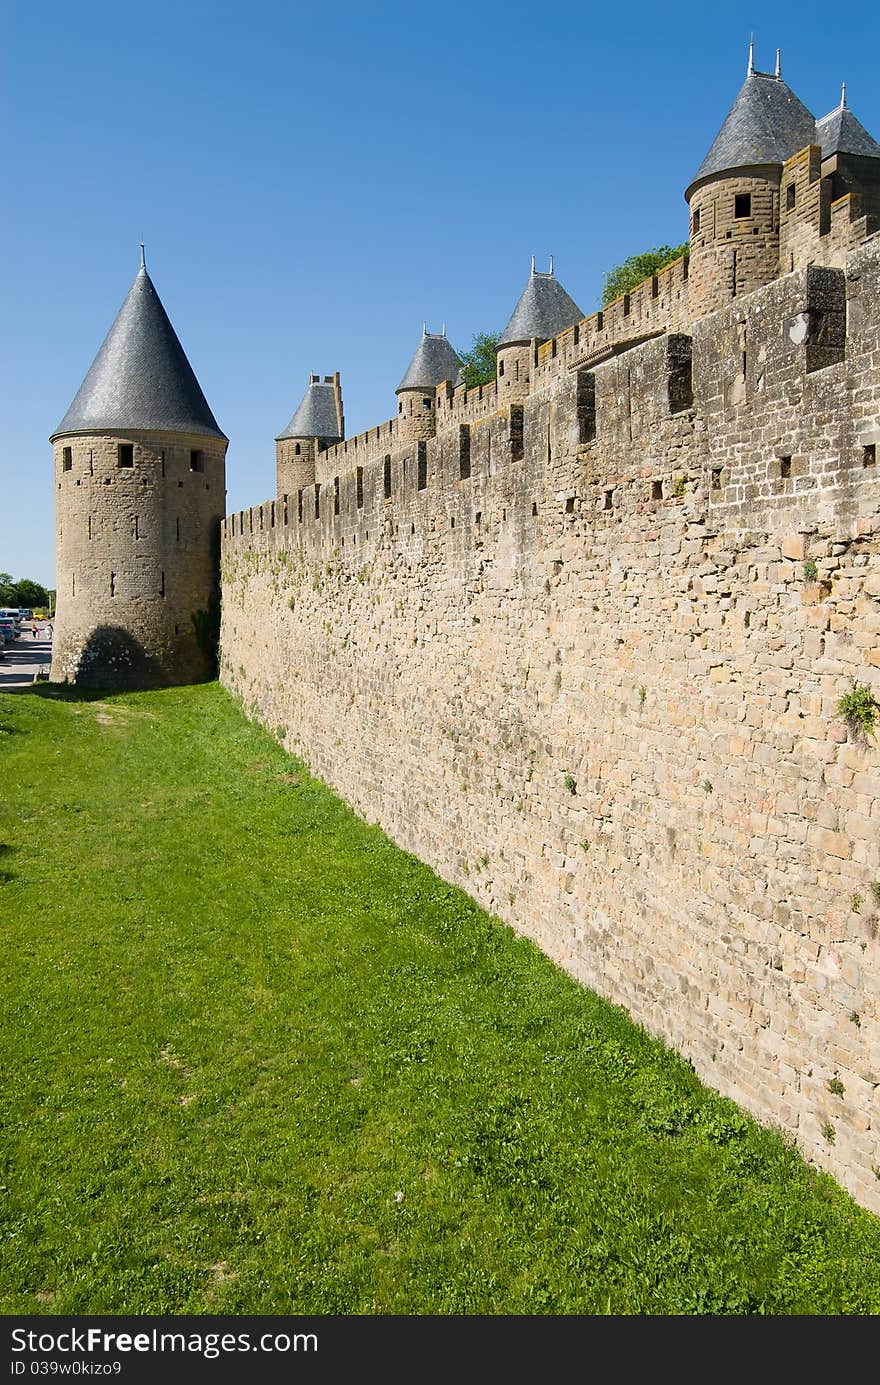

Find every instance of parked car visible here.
[0,619,17,644]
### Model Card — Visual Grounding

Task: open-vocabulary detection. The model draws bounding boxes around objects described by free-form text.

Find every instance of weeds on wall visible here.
[837,680,878,739]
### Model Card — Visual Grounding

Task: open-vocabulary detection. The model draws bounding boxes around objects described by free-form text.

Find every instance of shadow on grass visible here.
[23,682,125,704]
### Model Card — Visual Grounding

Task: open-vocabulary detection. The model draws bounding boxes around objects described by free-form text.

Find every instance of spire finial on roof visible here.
[422,321,427,336]
[441,323,446,337]
[747,36,755,76]
[841,81,847,109]
[549,254,554,275]
[140,242,146,271]
[530,255,536,276]
[775,49,781,78]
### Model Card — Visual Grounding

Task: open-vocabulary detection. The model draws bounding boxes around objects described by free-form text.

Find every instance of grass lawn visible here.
[1,681,879,1315]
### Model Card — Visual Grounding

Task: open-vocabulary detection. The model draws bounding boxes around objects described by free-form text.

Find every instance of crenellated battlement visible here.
[225,245,878,571]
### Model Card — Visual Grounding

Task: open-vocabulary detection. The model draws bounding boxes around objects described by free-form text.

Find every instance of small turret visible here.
[814,86,880,218]
[51,250,227,689]
[275,373,344,497]
[496,259,582,402]
[395,326,461,444]
[686,46,815,315]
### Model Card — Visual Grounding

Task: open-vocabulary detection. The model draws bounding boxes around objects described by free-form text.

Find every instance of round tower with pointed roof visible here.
[50,252,228,688]
[395,327,461,444]
[275,373,344,498]
[496,260,583,404]
[686,46,816,316]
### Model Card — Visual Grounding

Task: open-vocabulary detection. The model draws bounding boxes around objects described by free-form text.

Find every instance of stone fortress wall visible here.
[220,235,880,1210]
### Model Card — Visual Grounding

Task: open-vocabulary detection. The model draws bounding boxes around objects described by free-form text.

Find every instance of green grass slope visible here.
[1,682,878,1314]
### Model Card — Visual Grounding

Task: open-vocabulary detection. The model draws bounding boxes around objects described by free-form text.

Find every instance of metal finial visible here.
[441,322,446,337]
[530,255,536,275]
[841,81,847,109]
[140,242,146,270]
[423,321,427,336]
[775,48,781,78]
[747,36,754,76]
[549,254,554,275]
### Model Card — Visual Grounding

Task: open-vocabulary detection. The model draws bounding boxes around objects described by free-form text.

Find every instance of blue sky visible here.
[1,0,877,586]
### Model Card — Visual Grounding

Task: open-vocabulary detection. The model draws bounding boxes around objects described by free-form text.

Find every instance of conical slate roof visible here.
[276,378,342,442]
[816,100,880,160]
[396,331,462,392]
[686,69,815,198]
[498,268,583,347]
[52,259,225,441]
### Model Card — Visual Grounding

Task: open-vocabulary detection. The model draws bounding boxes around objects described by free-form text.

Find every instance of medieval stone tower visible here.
[275,373,344,497]
[686,45,880,315]
[50,252,227,688]
[395,327,462,443]
[496,259,582,404]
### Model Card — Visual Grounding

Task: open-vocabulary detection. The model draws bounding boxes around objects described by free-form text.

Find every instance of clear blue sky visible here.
[1,0,877,587]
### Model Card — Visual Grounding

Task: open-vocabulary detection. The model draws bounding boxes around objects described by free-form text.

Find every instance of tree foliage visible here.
[459,332,499,389]
[601,244,689,306]
[0,575,51,608]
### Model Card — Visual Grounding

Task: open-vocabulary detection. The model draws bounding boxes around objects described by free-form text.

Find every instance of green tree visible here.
[602,244,689,306]
[0,573,15,605]
[459,332,499,389]
[12,578,50,609]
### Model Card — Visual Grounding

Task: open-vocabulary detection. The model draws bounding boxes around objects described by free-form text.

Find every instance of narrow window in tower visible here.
[734,193,751,219]
[732,249,738,296]
[417,446,427,491]
[398,402,403,414]
[864,444,877,468]
[190,450,204,473]
[89,450,94,475]
[422,397,432,413]
[384,455,392,498]
[314,483,320,519]
[110,572,116,596]
[333,477,340,515]
[161,571,165,598]
[88,515,92,540]
[118,444,133,467]
[692,208,701,234]
[135,515,140,540]
[176,516,181,541]
[160,450,165,477]
[499,359,505,376]
[515,359,520,381]
[62,447,72,471]
[71,572,75,596]
[297,489,303,523]
[295,443,301,455]
[356,466,364,508]
[786,184,796,211]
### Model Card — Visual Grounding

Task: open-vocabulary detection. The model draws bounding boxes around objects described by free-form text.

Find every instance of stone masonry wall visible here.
[221,238,880,1210]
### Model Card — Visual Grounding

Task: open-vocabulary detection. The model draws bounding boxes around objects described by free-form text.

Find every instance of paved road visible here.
[0,623,53,691]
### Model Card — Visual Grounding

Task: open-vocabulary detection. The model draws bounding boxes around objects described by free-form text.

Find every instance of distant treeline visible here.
[0,573,53,610]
